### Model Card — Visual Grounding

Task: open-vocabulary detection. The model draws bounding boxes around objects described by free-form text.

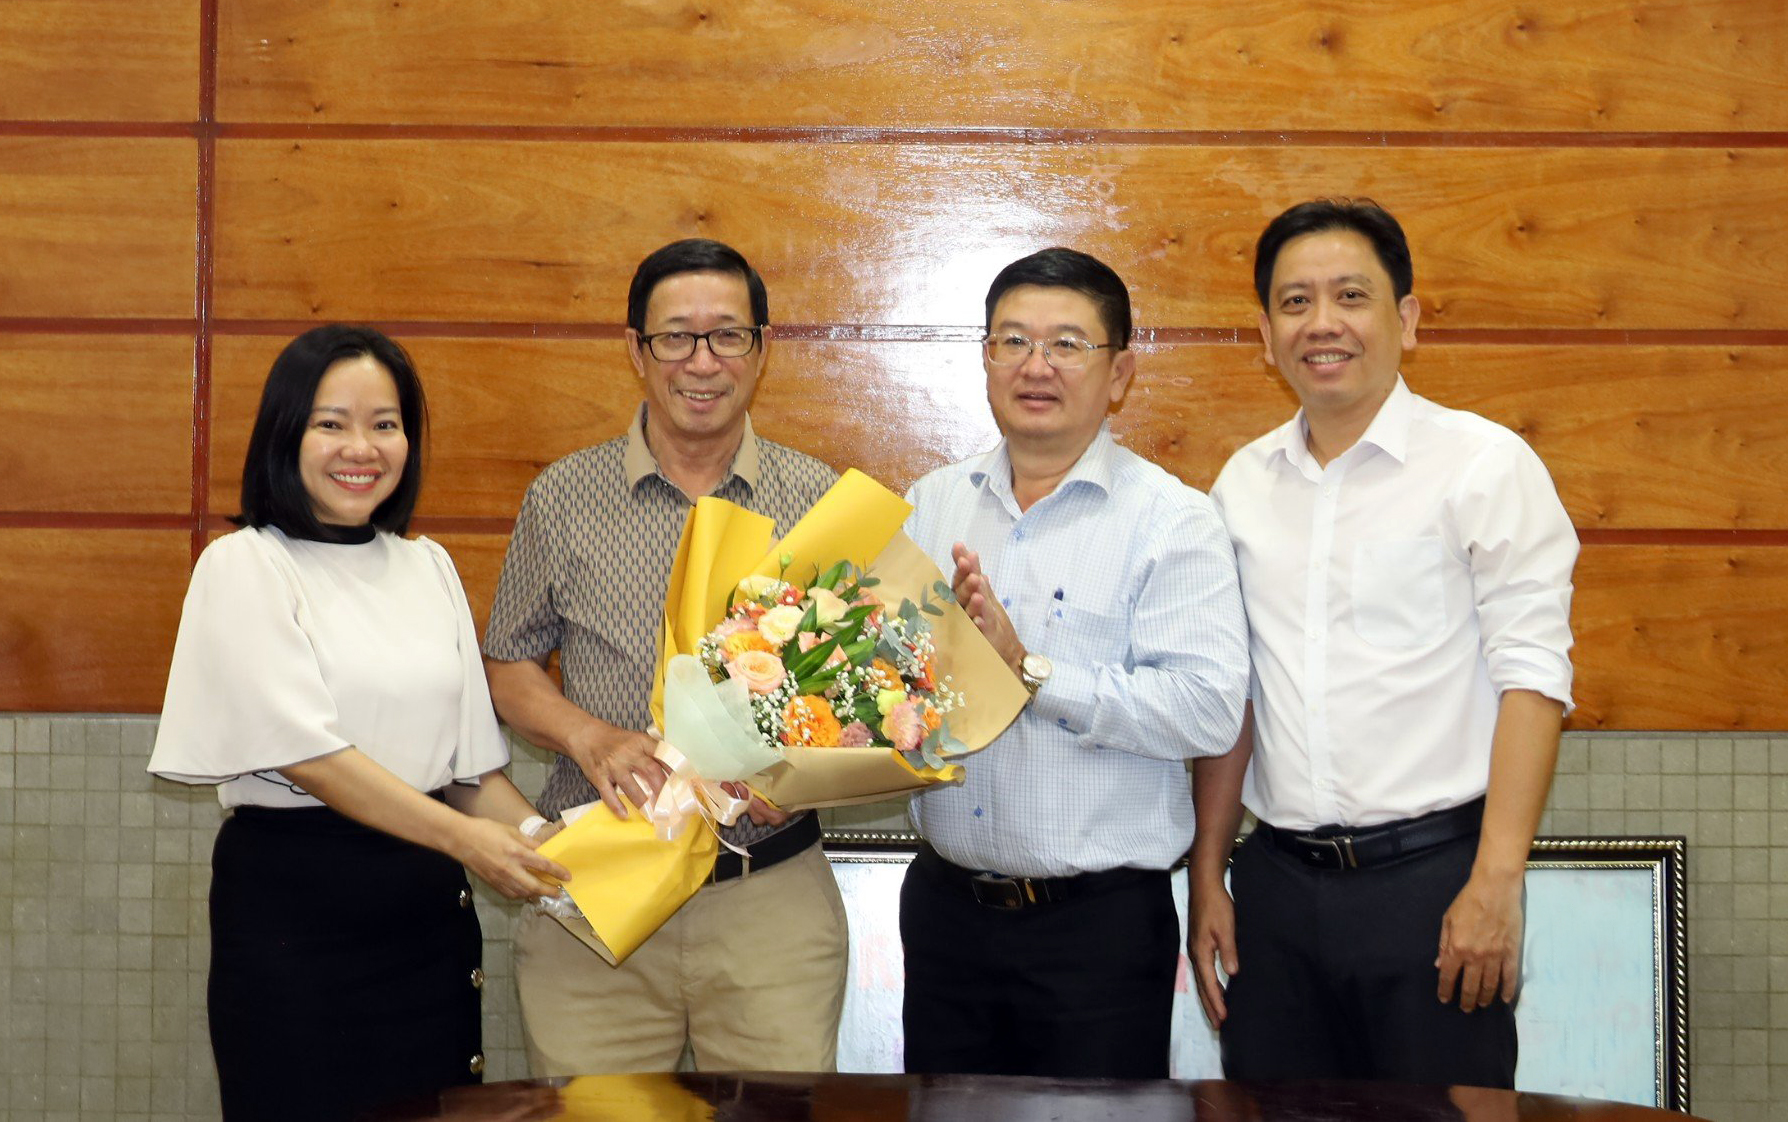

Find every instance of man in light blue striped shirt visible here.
[899,247,1250,1078]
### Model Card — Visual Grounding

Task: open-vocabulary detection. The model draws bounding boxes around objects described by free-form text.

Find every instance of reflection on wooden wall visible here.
[2,0,1785,726]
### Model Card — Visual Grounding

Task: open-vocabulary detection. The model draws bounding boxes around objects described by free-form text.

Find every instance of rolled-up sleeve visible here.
[1453,439,1579,712]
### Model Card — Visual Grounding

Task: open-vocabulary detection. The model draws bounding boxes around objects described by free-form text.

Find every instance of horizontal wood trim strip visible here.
[214,0,1788,132]
[206,338,1788,529]
[0,530,189,712]
[0,514,196,531]
[6,318,1788,349]
[212,141,1788,330]
[7,121,1788,148]
[0,1,199,122]
[0,138,198,318]
[19,517,1788,548]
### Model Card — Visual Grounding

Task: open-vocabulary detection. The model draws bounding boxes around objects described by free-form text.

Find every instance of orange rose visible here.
[782,695,844,747]
[722,630,777,657]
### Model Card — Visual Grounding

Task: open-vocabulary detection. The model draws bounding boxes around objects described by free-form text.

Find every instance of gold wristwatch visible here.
[1019,652,1053,700]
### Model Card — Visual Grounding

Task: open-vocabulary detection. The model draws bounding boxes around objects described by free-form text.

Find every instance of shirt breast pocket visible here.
[1351,537,1447,648]
[1050,603,1131,666]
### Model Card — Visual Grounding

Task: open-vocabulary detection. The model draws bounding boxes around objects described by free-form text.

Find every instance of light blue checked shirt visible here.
[903,425,1250,878]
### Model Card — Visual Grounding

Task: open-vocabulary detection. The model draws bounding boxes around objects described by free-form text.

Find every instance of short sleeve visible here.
[483,480,564,663]
[418,538,511,781]
[148,532,351,785]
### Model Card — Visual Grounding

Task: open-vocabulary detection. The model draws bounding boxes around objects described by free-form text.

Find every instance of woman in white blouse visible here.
[149,325,570,1121]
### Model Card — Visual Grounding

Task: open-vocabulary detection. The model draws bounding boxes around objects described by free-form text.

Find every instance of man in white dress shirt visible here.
[1188,199,1579,1087]
[901,247,1250,1077]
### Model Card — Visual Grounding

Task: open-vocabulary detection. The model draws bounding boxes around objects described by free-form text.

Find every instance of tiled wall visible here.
[2,716,1780,1120]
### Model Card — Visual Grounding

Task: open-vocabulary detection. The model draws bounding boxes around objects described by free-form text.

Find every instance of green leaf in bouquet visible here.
[840,636,877,667]
[796,671,840,696]
[852,695,883,728]
[898,599,921,627]
[785,635,841,679]
[857,575,881,588]
[814,559,850,591]
[917,726,947,771]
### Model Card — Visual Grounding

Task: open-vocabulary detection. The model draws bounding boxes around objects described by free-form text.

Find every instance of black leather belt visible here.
[709,811,820,884]
[1259,797,1485,872]
[915,843,1161,910]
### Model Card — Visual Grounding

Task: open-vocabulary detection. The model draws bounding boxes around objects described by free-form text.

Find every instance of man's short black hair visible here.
[626,239,769,333]
[984,247,1133,349]
[236,324,427,537]
[1254,198,1414,309]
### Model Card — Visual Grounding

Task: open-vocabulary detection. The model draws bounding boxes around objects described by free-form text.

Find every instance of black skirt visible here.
[208,801,484,1121]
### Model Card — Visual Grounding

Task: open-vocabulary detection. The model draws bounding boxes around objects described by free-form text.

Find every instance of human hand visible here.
[450,817,571,900]
[1189,873,1240,1027]
[950,543,1024,674]
[1436,868,1524,1011]
[567,724,669,820]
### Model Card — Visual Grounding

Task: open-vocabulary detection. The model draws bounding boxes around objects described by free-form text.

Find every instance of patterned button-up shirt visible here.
[483,404,838,845]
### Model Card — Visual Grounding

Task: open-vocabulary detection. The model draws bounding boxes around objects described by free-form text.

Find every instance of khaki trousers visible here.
[514,842,849,1075]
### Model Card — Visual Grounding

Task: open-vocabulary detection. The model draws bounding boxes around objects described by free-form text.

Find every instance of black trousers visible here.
[209,804,484,1121]
[899,852,1177,1078]
[1220,827,1517,1088]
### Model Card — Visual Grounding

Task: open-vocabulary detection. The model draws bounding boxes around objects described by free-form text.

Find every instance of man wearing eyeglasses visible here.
[483,239,847,1075]
[898,247,1250,1077]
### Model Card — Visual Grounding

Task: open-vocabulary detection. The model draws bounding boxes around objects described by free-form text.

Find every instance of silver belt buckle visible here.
[1318,835,1359,869]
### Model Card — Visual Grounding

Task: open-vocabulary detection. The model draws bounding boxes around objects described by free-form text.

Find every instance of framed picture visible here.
[823,832,1688,1112]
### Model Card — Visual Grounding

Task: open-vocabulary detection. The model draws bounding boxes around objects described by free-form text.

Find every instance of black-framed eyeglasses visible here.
[639,326,764,362]
[982,332,1118,370]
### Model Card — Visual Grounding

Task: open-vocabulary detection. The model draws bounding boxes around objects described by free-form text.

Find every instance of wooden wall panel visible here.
[1571,546,1788,730]
[430,533,512,643]
[0,530,188,712]
[0,139,197,319]
[213,141,1787,330]
[210,338,1788,528]
[0,335,195,513]
[0,0,199,121]
[215,0,1788,131]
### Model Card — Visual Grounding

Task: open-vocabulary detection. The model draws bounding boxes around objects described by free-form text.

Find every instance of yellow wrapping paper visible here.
[654,468,1029,810]
[535,796,719,967]
[559,1073,715,1120]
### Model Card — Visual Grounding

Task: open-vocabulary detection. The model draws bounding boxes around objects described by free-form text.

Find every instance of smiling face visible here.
[984,284,1134,460]
[1259,228,1420,430]
[625,270,764,449]
[298,355,408,527]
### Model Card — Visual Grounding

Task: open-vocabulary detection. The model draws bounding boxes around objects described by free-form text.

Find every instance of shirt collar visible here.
[623,403,761,493]
[968,423,1118,503]
[1273,374,1414,474]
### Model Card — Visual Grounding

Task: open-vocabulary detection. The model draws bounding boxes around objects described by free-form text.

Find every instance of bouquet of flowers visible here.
[698,559,967,772]
[538,469,1027,963]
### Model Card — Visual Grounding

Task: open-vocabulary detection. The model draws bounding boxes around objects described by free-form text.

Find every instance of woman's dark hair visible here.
[626,239,769,332]
[984,247,1133,349]
[1253,198,1414,309]
[236,324,427,537]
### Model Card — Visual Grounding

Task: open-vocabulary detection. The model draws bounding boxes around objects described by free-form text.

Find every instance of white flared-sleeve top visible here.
[148,526,510,808]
